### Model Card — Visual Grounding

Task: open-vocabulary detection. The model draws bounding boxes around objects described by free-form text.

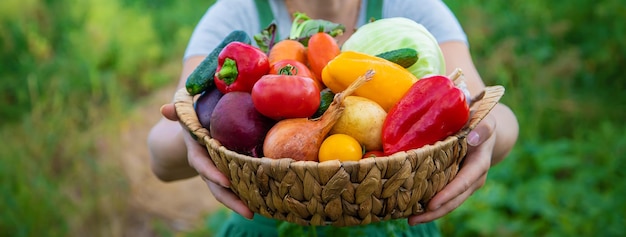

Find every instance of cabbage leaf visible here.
[342,17,446,79]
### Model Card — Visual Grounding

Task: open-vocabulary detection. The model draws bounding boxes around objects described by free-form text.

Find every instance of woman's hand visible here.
[149,55,261,219]
[160,103,255,219]
[407,113,497,225]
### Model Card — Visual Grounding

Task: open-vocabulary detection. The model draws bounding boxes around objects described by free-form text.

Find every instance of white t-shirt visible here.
[183,0,467,61]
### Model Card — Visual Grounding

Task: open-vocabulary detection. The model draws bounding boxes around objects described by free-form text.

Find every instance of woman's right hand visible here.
[160,103,254,219]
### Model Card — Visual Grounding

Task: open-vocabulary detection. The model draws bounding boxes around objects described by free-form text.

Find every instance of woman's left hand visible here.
[407,113,497,225]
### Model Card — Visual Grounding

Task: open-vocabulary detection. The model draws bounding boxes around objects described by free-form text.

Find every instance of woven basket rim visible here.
[201,128,463,168]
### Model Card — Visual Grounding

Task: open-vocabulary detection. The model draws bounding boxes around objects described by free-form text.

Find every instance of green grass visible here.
[0,0,213,236]
[1,0,624,236]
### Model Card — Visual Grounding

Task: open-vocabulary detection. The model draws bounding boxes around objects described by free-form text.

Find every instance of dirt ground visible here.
[112,86,221,236]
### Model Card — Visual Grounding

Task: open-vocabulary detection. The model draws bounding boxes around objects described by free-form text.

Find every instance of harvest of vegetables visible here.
[175,13,506,227]
[187,14,480,162]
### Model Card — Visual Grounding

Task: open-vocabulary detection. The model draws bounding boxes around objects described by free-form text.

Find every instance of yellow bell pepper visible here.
[321,51,418,111]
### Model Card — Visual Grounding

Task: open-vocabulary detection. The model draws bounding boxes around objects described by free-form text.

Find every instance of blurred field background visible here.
[1,0,624,236]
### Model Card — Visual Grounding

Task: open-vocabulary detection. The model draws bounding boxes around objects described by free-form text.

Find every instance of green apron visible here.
[214,1,441,236]
[216,212,440,237]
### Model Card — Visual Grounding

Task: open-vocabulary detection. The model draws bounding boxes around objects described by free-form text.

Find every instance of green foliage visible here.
[443,0,625,138]
[0,0,213,236]
[439,125,626,236]
[0,0,210,125]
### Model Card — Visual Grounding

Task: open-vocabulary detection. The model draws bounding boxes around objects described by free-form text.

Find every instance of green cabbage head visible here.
[342,17,445,79]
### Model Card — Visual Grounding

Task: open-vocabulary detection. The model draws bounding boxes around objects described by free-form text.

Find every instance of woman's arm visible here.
[147,56,205,181]
[147,55,255,218]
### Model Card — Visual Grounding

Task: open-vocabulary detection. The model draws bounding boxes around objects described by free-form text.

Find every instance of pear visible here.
[330,96,387,151]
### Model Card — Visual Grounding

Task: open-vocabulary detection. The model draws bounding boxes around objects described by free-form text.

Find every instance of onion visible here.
[263,70,375,161]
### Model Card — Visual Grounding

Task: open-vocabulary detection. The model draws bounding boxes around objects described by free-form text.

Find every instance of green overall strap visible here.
[253,0,280,39]
[366,0,383,21]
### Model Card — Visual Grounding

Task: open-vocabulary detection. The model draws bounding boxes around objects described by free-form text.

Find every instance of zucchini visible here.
[375,48,419,68]
[185,30,251,95]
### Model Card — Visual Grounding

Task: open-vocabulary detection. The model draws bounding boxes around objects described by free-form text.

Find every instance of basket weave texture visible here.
[174,85,504,227]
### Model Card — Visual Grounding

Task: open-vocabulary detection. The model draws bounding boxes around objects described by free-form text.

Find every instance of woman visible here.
[148,0,519,236]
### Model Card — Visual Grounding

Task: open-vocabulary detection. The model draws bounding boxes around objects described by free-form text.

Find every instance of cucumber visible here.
[312,88,335,118]
[375,48,419,68]
[185,30,251,95]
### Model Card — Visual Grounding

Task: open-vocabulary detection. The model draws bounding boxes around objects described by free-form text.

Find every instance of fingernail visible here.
[221,182,230,189]
[468,131,480,146]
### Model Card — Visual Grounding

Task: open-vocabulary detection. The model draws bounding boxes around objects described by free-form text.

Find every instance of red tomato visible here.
[251,74,321,120]
[270,59,312,76]
[270,59,324,90]
[363,150,385,158]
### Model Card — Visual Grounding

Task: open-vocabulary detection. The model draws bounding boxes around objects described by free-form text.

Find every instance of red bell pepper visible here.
[214,42,270,94]
[382,74,470,155]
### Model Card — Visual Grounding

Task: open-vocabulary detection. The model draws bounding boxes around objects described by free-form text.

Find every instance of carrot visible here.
[268,39,307,66]
[306,32,340,82]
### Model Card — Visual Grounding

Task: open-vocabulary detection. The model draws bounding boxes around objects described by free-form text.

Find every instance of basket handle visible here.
[466,85,505,132]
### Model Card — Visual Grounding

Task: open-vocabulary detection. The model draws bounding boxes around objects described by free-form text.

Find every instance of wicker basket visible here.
[174,85,504,227]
